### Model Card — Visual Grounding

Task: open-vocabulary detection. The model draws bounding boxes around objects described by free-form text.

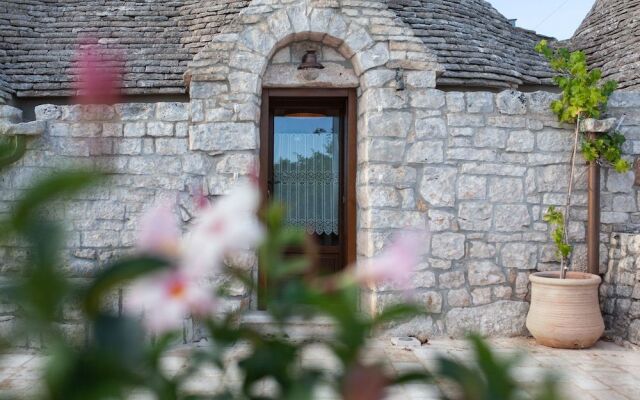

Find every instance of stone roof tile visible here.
[571,0,640,91]
[387,0,555,89]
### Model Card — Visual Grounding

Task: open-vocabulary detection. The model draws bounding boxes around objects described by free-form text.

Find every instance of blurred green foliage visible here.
[0,158,563,399]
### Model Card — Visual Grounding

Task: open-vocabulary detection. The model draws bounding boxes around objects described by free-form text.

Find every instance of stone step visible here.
[240,311,336,340]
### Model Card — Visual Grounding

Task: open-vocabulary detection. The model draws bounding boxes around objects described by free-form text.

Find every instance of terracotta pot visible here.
[526,271,604,349]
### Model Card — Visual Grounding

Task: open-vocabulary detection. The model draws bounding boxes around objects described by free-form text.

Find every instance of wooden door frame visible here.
[258,88,357,310]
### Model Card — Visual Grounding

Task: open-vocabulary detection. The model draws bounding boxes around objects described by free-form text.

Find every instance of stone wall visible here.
[602,233,640,347]
[0,101,252,345]
[0,90,639,343]
[1,0,640,342]
[373,89,640,338]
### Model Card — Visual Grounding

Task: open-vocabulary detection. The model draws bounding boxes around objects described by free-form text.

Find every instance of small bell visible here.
[298,50,325,70]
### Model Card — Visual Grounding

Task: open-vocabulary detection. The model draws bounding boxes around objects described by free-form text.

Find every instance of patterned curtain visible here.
[273,117,339,235]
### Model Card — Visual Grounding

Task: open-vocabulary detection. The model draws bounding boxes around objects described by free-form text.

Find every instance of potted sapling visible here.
[525,41,630,349]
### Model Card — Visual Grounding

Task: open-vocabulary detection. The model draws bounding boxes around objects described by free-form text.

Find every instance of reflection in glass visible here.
[273,114,340,239]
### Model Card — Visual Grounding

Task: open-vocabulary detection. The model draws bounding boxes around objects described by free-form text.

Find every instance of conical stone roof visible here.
[388,0,554,89]
[572,0,640,90]
[1,0,559,100]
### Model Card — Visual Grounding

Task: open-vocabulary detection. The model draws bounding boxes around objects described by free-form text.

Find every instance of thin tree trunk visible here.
[562,117,581,279]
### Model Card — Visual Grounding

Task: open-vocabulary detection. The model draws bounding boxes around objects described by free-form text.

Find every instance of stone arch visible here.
[185,0,444,314]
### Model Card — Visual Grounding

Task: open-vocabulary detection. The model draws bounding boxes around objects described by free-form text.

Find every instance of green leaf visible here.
[0,136,27,170]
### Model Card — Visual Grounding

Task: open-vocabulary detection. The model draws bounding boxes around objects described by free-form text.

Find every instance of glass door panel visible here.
[269,99,345,275]
[273,113,340,246]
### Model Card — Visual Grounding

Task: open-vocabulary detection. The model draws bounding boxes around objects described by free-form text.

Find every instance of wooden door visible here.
[259,89,356,309]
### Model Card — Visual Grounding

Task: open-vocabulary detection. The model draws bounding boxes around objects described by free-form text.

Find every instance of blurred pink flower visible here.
[74,38,123,105]
[354,231,427,290]
[184,179,264,276]
[127,179,264,333]
[136,203,181,259]
[126,269,215,334]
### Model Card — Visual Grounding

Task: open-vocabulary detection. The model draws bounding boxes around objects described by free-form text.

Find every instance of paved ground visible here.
[1,338,638,399]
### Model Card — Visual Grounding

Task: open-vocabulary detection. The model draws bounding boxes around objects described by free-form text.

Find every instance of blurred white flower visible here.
[354,231,428,291]
[184,179,264,277]
[126,270,215,334]
[127,179,263,333]
[136,202,181,259]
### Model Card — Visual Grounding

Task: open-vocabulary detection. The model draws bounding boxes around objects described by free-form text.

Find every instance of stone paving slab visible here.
[0,338,638,399]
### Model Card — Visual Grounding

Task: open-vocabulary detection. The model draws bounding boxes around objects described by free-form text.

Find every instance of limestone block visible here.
[458,202,492,231]
[240,23,276,56]
[155,102,190,121]
[428,209,455,232]
[457,175,486,200]
[413,270,436,289]
[431,232,465,260]
[493,286,513,299]
[468,260,505,286]
[361,69,395,89]
[102,123,123,137]
[488,177,523,202]
[2,121,45,136]
[415,118,447,139]
[447,147,497,162]
[344,23,374,54]
[0,105,22,122]
[525,91,559,114]
[419,166,457,207]
[448,289,472,307]
[501,243,537,270]
[362,164,416,188]
[155,138,188,155]
[405,71,436,89]
[444,300,529,337]
[628,320,640,345]
[494,205,530,232]
[360,88,407,112]
[447,113,485,127]
[147,121,174,137]
[115,103,155,120]
[536,165,569,192]
[34,104,61,121]
[506,130,534,152]
[537,129,573,152]
[229,71,261,94]
[580,118,616,133]
[215,153,256,175]
[606,170,634,193]
[471,287,491,305]
[124,122,146,137]
[189,82,228,99]
[473,127,507,148]
[466,92,494,113]
[410,89,445,109]
[364,111,412,138]
[361,209,424,229]
[357,186,401,208]
[416,291,443,313]
[364,138,405,162]
[468,241,496,258]
[446,92,465,112]
[438,271,465,289]
[189,122,257,152]
[356,42,389,72]
[496,90,527,115]
[406,141,444,164]
[115,139,142,155]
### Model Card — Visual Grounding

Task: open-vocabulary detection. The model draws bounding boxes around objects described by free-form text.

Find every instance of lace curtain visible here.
[273,122,339,235]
